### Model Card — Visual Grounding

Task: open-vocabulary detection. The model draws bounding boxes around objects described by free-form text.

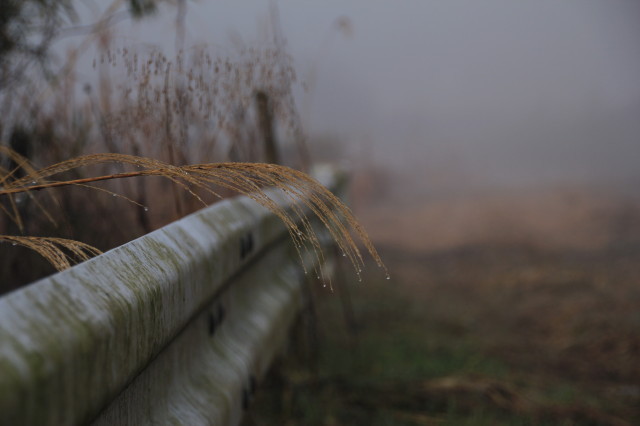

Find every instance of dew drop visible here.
[112,193,116,197]
[144,207,149,211]
[386,275,391,280]
[12,242,17,246]
[342,253,346,257]
[31,181,36,185]
[323,284,327,288]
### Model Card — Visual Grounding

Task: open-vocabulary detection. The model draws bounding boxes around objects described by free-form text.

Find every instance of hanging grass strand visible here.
[0,150,387,279]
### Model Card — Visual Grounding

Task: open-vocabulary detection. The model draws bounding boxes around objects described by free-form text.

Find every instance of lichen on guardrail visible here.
[0,166,347,426]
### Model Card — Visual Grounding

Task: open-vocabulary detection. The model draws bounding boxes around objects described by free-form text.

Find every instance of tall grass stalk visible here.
[0,148,387,283]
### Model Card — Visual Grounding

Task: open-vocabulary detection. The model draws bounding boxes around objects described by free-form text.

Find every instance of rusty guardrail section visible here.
[0,165,345,425]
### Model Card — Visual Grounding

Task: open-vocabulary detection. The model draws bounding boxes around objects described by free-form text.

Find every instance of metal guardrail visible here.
[0,165,346,425]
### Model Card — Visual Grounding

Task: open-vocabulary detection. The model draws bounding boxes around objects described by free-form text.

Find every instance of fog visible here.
[284,1,640,192]
[73,0,640,194]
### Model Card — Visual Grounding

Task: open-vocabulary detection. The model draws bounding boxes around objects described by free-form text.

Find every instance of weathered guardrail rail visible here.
[0,165,346,425]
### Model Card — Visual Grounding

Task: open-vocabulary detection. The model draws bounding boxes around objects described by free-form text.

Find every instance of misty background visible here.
[4,2,640,421]
[63,0,640,196]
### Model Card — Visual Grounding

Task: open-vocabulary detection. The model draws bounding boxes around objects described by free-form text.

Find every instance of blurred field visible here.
[244,183,640,425]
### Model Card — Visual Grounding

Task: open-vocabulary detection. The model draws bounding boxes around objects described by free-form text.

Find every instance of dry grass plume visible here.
[0,147,387,283]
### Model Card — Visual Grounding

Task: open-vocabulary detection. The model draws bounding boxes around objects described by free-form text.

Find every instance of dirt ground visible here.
[245,185,640,425]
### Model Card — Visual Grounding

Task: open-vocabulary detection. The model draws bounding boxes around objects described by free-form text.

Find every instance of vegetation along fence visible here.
[0,165,347,425]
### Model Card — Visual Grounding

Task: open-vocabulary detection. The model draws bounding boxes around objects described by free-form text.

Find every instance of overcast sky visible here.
[72,0,640,191]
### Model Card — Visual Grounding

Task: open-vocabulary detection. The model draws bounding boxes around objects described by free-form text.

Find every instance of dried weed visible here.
[0,148,386,280]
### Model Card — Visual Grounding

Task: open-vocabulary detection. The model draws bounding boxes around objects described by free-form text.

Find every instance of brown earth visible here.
[355,185,640,423]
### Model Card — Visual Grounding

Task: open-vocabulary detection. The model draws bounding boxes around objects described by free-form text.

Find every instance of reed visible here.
[0,148,387,282]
